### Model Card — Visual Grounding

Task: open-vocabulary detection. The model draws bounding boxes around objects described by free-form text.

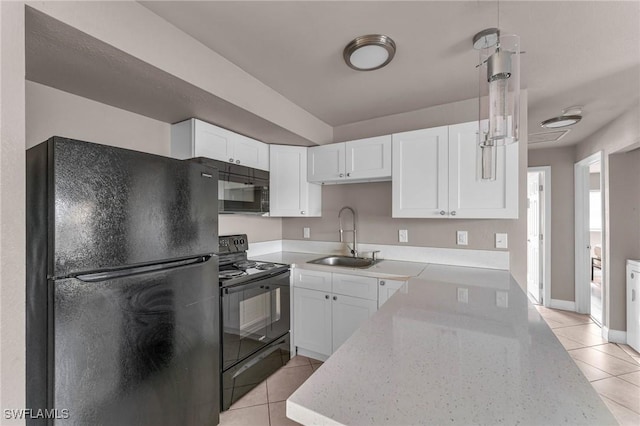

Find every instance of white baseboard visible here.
[602,326,627,344]
[549,299,576,311]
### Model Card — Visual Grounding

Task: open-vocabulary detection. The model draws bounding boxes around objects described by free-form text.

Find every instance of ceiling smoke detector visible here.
[541,106,583,129]
[343,34,396,71]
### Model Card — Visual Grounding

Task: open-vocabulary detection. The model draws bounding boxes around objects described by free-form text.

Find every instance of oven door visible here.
[221,270,290,369]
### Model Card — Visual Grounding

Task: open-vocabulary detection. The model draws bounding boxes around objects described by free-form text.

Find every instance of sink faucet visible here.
[339,206,357,257]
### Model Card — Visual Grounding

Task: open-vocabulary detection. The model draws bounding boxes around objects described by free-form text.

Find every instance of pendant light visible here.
[472,21,521,180]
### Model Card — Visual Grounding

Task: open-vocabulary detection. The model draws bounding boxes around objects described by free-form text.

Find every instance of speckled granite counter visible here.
[251,251,428,280]
[286,264,616,425]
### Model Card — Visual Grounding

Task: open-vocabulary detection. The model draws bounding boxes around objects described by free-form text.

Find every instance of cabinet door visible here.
[233,134,270,171]
[628,263,640,352]
[377,279,407,309]
[448,121,518,219]
[332,273,378,301]
[193,120,233,162]
[308,144,345,182]
[331,295,377,351]
[294,288,332,357]
[392,126,449,218]
[345,135,392,180]
[269,146,321,217]
[293,268,332,293]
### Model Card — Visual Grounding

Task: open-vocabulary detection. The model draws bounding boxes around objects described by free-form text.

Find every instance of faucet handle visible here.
[370,250,381,261]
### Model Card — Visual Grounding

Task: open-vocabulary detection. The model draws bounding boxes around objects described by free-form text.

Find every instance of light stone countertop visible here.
[251,251,428,280]
[286,264,617,426]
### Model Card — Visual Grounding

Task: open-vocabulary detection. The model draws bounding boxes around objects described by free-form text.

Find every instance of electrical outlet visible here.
[457,231,468,246]
[457,288,469,303]
[303,227,310,239]
[495,233,508,249]
[399,229,408,243]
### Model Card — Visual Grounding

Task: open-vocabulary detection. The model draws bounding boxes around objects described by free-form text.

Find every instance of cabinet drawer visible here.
[332,273,378,301]
[293,268,332,293]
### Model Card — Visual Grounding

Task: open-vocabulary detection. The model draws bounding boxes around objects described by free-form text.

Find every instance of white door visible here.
[345,136,392,180]
[193,120,233,162]
[627,261,640,352]
[527,172,542,303]
[293,287,332,356]
[377,279,407,309]
[448,121,518,219]
[392,126,449,218]
[307,144,345,182]
[232,134,269,170]
[331,294,377,352]
[269,145,308,217]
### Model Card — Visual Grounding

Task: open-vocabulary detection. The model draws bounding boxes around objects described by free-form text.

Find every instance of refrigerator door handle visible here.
[75,255,213,282]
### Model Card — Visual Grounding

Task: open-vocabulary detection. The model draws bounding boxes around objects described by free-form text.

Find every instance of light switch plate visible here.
[495,233,508,249]
[457,231,468,246]
[457,288,469,303]
[303,227,310,239]
[399,229,408,243]
[496,291,509,308]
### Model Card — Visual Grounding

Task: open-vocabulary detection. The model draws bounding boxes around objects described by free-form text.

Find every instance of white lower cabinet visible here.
[377,279,407,309]
[293,269,377,357]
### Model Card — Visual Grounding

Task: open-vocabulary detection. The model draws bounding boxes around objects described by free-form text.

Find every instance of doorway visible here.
[574,152,605,325]
[527,167,551,306]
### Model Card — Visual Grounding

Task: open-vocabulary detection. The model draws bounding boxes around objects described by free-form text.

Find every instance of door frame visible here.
[574,151,605,314]
[527,166,551,307]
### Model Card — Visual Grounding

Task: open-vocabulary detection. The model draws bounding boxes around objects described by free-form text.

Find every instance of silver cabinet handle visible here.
[632,273,635,279]
[236,160,240,164]
[333,296,337,301]
[451,211,457,216]
[339,173,344,178]
[325,295,329,300]
[229,158,234,162]
[347,172,351,177]
[380,281,386,286]
[439,210,446,215]
[301,211,306,215]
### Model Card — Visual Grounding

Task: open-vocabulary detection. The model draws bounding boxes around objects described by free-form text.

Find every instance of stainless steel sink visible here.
[307,255,379,269]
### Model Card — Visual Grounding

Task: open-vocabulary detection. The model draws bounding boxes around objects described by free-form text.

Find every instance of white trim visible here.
[575,152,604,315]
[528,166,552,307]
[601,326,627,344]
[549,299,576,312]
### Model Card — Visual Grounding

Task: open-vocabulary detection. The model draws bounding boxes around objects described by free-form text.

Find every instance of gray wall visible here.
[26,81,283,244]
[528,146,576,302]
[608,150,640,331]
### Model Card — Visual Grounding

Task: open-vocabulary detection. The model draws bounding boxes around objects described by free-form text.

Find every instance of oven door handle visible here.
[223,280,269,295]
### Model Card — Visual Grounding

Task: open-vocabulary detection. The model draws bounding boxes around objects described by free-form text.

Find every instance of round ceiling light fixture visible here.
[343,34,396,71]
[541,106,583,129]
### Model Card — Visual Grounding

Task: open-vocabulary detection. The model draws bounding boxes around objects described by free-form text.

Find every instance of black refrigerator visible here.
[26,137,220,425]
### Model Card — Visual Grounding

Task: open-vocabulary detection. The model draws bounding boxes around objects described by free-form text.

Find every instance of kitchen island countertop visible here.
[286,264,616,425]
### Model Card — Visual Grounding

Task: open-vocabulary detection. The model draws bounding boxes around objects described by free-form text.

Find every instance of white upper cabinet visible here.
[392,121,518,219]
[269,145,321,217]
[392,126,449,218]
[171,118,269,171]
[308,135,392,184]
[448,121,518,218]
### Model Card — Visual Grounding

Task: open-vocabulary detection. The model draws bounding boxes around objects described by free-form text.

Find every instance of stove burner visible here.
[255,263,277,271]
[219,270,247,279]
[233,260,257,270]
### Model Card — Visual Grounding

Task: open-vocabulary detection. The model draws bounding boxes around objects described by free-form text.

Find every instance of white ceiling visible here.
[139,0,640,149]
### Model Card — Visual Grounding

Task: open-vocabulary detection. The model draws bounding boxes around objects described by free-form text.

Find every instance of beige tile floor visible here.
[535,305,640,426]
[222,307,640,425]
[219,355,322,426]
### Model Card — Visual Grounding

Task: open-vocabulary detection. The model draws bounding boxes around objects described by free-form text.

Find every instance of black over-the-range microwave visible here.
[191,157,269,215]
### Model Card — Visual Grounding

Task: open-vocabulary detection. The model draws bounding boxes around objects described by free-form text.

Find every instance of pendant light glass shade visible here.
[476,33,521,147]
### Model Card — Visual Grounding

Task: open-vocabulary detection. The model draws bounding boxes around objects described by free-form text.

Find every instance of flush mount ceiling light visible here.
[541,106,583,129]
[343,34,396,71]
